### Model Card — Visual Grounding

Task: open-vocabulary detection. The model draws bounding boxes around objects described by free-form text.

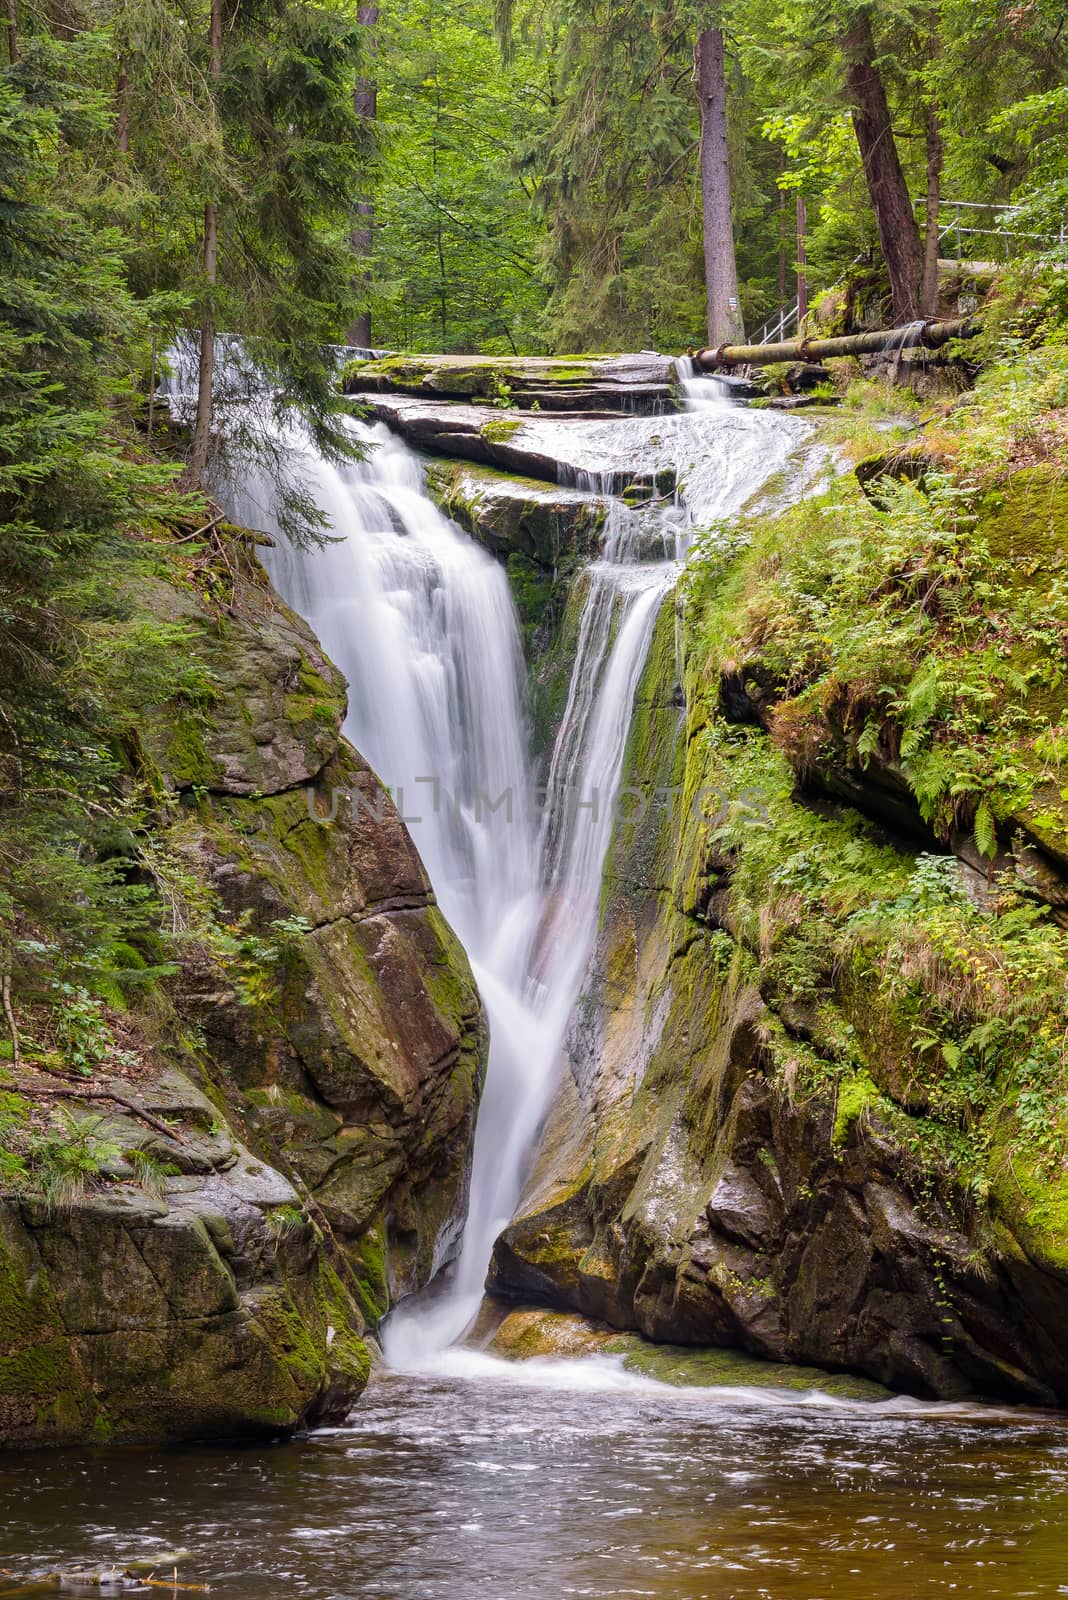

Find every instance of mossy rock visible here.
[609,1336,893,1400]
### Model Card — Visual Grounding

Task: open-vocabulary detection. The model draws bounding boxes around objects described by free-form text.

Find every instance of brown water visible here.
[3,1358,1068,1600]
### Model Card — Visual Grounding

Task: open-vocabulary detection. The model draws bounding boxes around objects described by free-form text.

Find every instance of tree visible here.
[842,7,924,322]
[696,25,744,345]
[111,0,374,507]
[0,35,199,1040]
[185,0,222,489]
[370,0,548,353]
[346,0,378,349]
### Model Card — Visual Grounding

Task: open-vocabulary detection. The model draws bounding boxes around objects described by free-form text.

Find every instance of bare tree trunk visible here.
[696,314,978,369]
[346,0,378,348]
[695,27,744,348]
[184,0,223,490]
[5,0,18,64]
[2,973,19,1074]
[843,10,924,323]
[116,58,131,153]
[921,102,944,316]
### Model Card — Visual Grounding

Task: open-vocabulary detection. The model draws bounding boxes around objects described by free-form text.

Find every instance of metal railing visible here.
[749,198,1064,348]
[915,198,1066,260]
[752,301,800,346]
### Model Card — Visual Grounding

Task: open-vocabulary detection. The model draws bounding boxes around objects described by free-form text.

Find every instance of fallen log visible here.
[696,315,980,368]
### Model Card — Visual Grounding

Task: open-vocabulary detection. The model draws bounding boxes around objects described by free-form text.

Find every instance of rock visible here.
[148,565,488,1317]
[487,598,1068,1406]
[855,442,939,500]
[0,1088,370,1447]
[360,395,676,497]
[0,546,487,1448]
[345,351,679,413]
[484,1303,891,1398]
[424,460,606,569]
[423,461,604,746]
[485,1307,619,1359]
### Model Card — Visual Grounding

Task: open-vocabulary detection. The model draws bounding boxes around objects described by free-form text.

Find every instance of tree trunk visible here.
[843,10,924,323]
[2,973,19,1074]
[184,0,223,490]
[185,202,218,488]
[796,193,808,324]
[696,27,744,347]
[776,152,786,314]
[5,0,18,64]
[921,102,944,317]
[116,58,131,153]
[346,0,378,348]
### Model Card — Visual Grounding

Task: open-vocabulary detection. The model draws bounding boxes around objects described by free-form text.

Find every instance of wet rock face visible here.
[488,602,1068,1406]
[359,394,677,498]
[425,460,606,572]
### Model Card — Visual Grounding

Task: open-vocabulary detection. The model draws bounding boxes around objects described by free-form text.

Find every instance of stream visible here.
[3,1367,1068,1598]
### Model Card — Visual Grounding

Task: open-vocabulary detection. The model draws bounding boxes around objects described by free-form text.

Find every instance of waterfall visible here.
[223,372,809,1366]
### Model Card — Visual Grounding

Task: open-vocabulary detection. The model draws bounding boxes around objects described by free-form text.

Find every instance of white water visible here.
[226,367,810,1367]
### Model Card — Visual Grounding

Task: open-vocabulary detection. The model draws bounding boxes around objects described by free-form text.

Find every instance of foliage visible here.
[371,0,549,353]
[0,19,334,1096]
[0,1101,121,1209]
[681,332,1068,1202]
[365,0,1068,351]
[0,38,199,1032]
[687,345,1068,849]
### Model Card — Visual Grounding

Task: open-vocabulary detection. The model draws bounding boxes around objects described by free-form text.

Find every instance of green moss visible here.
[349,1223,390,1326]
[527,567,589,756]
[506,552,555,643]
[833,1070,882,1149]
[420,903,481,1030]
[480,417,524,445]
[609,1336,892,1400]
[600,595,683,915]
[284,652,343,731]
[165,712,217,787]
[991,1122,1068,1276]
[976,468,1068,591]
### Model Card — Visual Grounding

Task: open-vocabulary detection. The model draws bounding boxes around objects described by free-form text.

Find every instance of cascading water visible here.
[225,368,810,1366]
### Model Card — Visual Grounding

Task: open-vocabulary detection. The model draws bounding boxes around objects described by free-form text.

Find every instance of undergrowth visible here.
[680,330,1068,1207]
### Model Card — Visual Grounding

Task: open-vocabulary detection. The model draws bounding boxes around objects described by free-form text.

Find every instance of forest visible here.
[2,0,1068,1593]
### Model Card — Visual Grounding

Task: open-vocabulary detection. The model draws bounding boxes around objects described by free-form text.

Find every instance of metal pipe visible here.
[694,316,980,369]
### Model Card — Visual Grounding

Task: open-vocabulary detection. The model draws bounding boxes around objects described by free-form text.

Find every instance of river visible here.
[3,1361,1068,1597]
